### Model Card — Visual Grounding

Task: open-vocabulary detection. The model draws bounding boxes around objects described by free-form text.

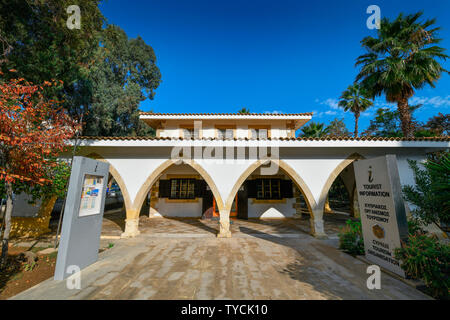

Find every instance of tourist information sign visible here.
[354,155,408,277]
[54,156,110,280]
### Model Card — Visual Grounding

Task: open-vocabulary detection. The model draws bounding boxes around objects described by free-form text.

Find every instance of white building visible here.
[76,112,449,239]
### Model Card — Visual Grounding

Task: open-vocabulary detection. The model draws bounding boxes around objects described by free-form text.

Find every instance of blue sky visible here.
[100,0,450,132]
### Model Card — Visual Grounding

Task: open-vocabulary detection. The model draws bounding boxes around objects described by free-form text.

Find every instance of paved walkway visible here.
[100,212,346,238]
[12,217,430,300]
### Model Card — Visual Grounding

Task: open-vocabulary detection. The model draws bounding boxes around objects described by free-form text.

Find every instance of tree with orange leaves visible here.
[0,72,79,267]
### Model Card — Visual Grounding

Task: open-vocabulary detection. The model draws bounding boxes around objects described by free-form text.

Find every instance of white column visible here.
[310,207,327,239]
[121,217,140,238]
[217,209,232,238]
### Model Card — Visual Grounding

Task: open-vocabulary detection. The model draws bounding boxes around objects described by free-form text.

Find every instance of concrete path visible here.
[11,219,430,300]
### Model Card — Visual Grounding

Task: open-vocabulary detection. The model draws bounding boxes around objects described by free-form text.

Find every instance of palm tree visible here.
[338,83,373,137]
[238,107,250,114]
[300,122,328,138]
[356,12,449,138]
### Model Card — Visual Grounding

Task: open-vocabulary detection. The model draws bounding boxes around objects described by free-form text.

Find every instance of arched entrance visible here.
[128,159,225,237]
[319,153,364,218]
[83,153,132,236]
[223,159,322,236]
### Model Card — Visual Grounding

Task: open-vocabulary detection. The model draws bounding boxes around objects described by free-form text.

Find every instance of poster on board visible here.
[79,174,104,217]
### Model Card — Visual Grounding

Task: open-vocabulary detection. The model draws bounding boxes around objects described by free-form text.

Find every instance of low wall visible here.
[247,198,296,218]
[10,196,57,238]
[151,198,203,217]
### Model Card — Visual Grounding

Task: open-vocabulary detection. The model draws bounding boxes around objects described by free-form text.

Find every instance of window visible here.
[250,128,268,139]
[256,179,281,200]
[181,127,199,139]
[170,179,196,199]
[217,128,234,139]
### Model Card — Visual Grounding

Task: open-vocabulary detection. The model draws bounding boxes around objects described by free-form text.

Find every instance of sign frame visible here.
[54,156,110,280]
[354,154,409,277]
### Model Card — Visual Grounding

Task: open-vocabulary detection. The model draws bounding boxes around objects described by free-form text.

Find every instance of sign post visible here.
[54,156,110,280]
[354,155,408,277]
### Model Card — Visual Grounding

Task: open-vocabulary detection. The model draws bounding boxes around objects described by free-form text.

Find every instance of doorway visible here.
[213,195,238,218]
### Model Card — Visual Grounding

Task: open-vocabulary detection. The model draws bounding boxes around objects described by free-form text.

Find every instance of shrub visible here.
[403,151,450,228]
[408,218,426,236]
[338,219,365,256]
[394,234,450,299]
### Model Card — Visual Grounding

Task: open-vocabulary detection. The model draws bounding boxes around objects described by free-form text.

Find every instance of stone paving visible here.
[11,215,430,300]
[101,211,346,237]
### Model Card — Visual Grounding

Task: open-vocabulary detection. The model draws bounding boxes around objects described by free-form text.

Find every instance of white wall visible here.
[248,199,296,218]
[151,199,203,217]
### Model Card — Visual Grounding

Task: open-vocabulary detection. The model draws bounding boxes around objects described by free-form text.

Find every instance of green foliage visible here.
[83,25,161,136]
[338,83,373,137]
[29,160,71,201]
[328,176,349,203]
[356,12,449,137]
[0,160,70,203]
[423,113,450,136]
[362,105,423,137]
[299,122,328,138]
[23,261,37,272]
[408,218,426,236]
[394,234,450,299]
[402,152,450,227]
[238,108,251,114]
[0,1,161,137]
[356,12,449,100]
[0,0,104,119]
[338,219,365,256]
[325,118,351,137]
[425,153,450,218]
[363,108,403,137]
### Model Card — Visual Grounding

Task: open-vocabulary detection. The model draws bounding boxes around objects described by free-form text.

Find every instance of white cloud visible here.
[263,110,284,114]
[318,98,340,110]
[312,109,345,118]
[374,100,395,109]
[409,96,450,108]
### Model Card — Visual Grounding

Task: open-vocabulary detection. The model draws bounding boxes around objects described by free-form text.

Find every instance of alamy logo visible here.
[367,265,381,289]
[66,5,81,30]
[66,265,81,289]
[366,5,381,30]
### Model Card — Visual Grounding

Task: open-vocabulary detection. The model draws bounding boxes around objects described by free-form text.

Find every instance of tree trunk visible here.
[397,98,414,138]
[0,181,13,269]
[354,112,360,138]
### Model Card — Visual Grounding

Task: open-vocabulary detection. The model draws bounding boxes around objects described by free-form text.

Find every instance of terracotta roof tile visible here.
[139,112,314,116]
[78,136,450,142]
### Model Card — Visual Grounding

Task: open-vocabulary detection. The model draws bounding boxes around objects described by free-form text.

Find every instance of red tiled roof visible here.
[77,136,450,142]
[139,112,314,116]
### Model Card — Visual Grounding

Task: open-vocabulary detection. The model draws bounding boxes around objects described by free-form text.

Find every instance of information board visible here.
[54,156,110,280]
[354,155,409,277]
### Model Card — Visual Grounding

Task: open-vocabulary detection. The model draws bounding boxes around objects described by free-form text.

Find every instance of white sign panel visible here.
[354,155,408,277]
[79,174,104,217]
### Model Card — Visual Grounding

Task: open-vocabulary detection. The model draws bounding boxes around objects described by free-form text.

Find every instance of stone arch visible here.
[85,152,133,214]
[224,159,317,217]
[318,153,365,211]
[132,159,225,217]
